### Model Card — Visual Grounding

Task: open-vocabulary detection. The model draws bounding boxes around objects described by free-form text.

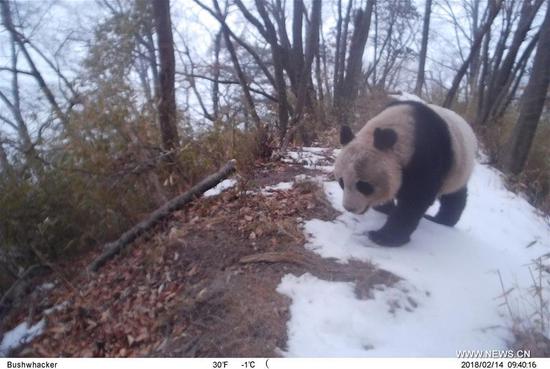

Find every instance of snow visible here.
[0,319,45,357]
[203,178,236,197]
[37,282,55,291]
[43,301,69,315]
[277,148,550,357]
[261,181,294,195]
[283,148,335,172]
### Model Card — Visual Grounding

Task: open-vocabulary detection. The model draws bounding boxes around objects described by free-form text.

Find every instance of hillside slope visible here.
[278,148,550,356]
[1,147,549,357]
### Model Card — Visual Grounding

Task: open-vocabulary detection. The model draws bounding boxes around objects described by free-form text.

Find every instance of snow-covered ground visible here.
[0,319,45,357]
[203,178,237,197]
[277,147,550,357]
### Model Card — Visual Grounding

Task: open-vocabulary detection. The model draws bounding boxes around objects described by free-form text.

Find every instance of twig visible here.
[0,264,50,319]
[497,269,516,322]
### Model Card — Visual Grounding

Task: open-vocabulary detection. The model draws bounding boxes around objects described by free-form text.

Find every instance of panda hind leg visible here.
[428,187,468,226]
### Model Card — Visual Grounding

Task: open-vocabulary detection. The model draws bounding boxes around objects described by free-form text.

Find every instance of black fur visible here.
[373,201,395,215]
[369,100,455,247]
[373,128,397,150]
[424,187,468,226]
[340,125,355,145]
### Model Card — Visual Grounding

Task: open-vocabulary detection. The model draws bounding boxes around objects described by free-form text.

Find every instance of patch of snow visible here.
[293,174,311,182]
[302,147,331,154]
[38,282,55,291]
[261,181,294,195]
[284,148,333,171]
[203,178,236,197]
[0,319,45,357]
[278,151,550,356]
[43,301,69,315]
[258,173,326,197]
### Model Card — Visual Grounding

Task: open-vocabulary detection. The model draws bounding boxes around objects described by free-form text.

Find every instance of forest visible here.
[1,0,550,358]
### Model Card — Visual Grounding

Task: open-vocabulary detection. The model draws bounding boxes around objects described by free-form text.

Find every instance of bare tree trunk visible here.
[501,1,550,175]
[334,0,354,99]
[443,0,501,108]
[0,0,69,128]
[333,0,343,96]
[491,30,540,120]
[136,47,154,108]
[279,0,322,151]
[476,28,491,121]
[292,0,305,86]
[193,0,276,88]
[213,0,262,130]
[467,0,482,93]
[414,0,432,96]
[334,0,374,126]
[144,23,160,102]
[0,33,40,170]
[320,28,332,102]
[252,0,290,140]
[152,0,180,153]
[479,0,544,125]
[212,28,222,121]
[293,0,321,121]
[0,136,12,174]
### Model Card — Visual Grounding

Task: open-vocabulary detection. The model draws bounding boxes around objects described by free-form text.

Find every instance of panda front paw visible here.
[368,229,410,247]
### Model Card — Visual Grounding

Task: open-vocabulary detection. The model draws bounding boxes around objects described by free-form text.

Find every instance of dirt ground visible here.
[1,156,399,357]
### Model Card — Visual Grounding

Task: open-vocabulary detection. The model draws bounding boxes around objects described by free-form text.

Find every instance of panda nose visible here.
[344,203,360,213]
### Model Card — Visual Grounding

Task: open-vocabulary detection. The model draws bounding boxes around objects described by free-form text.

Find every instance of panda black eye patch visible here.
[356,181,374,196]
[338,178,344,189]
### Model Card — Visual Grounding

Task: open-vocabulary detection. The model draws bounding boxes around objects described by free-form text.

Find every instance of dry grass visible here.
[498,258,550,357]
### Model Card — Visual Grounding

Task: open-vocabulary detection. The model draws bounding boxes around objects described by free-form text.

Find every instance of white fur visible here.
[334,105,416,212]
[334,102,477,213]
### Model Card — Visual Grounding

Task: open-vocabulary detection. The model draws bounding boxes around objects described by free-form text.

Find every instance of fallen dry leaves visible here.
[4,160,341,357]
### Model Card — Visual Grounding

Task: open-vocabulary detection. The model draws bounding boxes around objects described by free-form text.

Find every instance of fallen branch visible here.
[89,159,237,272]
[0,264,51,321]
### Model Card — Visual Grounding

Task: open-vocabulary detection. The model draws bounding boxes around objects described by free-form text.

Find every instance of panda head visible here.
[334,125,403,214]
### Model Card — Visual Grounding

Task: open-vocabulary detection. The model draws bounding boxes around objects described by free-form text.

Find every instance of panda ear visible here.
[373,128,397,150]
[340,125,355,146]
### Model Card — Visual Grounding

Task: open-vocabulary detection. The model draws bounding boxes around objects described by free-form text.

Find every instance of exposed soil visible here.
[1,154,398,357]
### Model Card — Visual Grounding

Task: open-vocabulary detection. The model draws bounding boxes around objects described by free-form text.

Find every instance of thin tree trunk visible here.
[152,0,180,153]
[501,1,550,175]
[0,137,12,174]
[334,0,354,99]
[467,0,481,93]
[253,0,290,140]
[414,0,432,96]
[480,0,544,125]
[491,31,540,120]
[443,0,501,108]
[292,0,304,87]
[333,0,343,96]
[193,0,276,88]
[212,28,222,121]
[213,0,262,130]
[0,0,69,128]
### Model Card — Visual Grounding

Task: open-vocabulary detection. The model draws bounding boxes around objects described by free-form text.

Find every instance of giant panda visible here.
[334,100,477,247]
